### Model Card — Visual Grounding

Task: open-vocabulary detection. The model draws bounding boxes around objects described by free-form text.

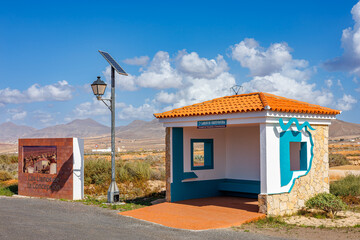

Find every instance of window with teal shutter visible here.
[191,139,213,170]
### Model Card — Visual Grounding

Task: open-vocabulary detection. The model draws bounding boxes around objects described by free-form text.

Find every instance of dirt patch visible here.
[285,211,360,227]
[147,180,165,192]
[330,165,360,170]
[237,224,360,240]
[329,167,360,181]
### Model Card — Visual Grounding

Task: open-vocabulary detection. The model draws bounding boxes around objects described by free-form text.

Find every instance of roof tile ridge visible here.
[263,92,340,113]
[259,92,270,110]
[223,92,260,98]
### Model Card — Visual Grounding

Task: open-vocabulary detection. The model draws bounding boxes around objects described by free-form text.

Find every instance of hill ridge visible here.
[0,118,359,142]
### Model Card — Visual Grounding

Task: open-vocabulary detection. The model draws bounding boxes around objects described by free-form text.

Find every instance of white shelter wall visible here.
[225,126,260,181]
[183,127,226,181]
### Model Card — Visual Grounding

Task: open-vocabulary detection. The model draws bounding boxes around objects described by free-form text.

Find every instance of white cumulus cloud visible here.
[0,80,73,105]
[123,56,150,66]
[231,38,308,77]
[155,91,176,104]
[148,51,236,110]
[324,1,360,76]
[176,51,229,79]
[103,66,137,91]
[230,38,355,109]
[118,102,159,120]
[162,72,236,110]
[80,50,237,121]
[336,94,357,111]
[136,51,183,89]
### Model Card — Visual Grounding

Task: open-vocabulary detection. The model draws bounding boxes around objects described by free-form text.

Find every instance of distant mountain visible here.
[329,119,360,138]
[0,118,164,143]
[1,117,357,143]
[20,118,165,140]
[115,119,165,139]
[0,122,36,142]
[23,118,110,139]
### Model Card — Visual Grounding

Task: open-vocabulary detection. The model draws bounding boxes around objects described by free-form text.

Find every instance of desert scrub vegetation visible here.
[329,154,349,167]
[84,157,165,200]
[0,170,13,181]
[0,155,18,180]
[0,155,18,164]
[330,175,360,197]
[305,193,347,218]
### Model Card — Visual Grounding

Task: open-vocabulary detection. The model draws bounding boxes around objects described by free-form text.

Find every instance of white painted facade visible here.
[73,138,84,200]
[259,124,312,194]
[164,110,333,195]
[225,125,260,181]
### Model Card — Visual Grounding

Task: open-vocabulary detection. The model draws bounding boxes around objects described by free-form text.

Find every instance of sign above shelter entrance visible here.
[197,119,227,129]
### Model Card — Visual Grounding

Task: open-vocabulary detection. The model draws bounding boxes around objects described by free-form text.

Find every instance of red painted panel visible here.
[18,138,74,200]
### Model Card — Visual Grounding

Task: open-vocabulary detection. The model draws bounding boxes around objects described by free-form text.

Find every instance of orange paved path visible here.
[119,197,266,230]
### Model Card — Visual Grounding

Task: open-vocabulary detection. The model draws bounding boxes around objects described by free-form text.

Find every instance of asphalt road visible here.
[0,196,286,240]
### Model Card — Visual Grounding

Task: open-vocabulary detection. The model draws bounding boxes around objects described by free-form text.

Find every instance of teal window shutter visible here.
[300,142,307,170]
[191,139,214,170]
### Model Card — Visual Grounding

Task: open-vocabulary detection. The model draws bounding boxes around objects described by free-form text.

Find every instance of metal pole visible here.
[111,66,115,183]
[107,66,119,203]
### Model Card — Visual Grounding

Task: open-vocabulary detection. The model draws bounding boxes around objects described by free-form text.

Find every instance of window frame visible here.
[289,141,307,172]
[190,139,214,170]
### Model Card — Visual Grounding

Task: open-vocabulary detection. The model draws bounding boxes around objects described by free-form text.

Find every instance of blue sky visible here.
[0,0,359,128]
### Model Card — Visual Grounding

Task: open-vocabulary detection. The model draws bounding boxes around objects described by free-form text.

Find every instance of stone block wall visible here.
[259,125,329,215]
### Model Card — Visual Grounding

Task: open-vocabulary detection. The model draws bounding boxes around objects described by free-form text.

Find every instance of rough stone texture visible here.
[165,127,171,202]
[259,125,329,216]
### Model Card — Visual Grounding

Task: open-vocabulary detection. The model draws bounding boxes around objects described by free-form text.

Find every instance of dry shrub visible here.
[341,195,360,205]
[117,161,151,182]
[305,193,347,218]
[0,155,18,164]
[0,170,13,181]
[84,158,111,186]
[330,174,360,197]
[84,157,163,198]
[0,155,18,180]
[329,154,349,167]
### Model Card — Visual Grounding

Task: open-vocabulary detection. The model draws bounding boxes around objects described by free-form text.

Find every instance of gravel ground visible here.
[0,196,284,240]
[285,211,360,227]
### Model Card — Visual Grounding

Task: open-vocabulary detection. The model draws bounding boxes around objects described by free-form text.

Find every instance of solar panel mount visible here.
[98,50,128,76]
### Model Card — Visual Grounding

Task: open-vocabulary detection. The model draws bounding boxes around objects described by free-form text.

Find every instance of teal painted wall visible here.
[171,127,222,201]
[280,130,301,187]
[279,118,314,190]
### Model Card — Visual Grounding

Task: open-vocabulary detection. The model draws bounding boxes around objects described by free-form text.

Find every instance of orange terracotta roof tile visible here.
[154,92,341,118]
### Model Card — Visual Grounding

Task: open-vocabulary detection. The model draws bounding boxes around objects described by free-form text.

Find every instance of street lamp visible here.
[91,76,107,100]
[92,50,128,203]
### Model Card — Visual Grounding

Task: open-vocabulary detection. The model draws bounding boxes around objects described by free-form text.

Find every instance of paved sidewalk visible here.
[119,196,265,230]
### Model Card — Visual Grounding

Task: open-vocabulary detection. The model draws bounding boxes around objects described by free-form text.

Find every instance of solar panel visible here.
[98,50,128,76]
